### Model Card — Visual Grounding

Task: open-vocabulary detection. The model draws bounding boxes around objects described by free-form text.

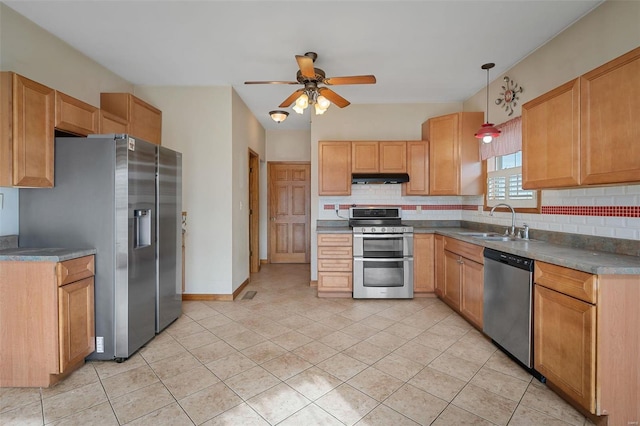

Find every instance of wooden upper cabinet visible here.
[352,141,379,173]
[0,72,55,187]
[319,141,352,195]
[423,112,484,195]
[522,79,581,189]
[100,93,162,145]
[379,141,406,172]
[580,46,640,186]
[352,141,407,173]
[55,91,99,136]
[98,109,128,134]
[522,47,640,189]
[403,140,429,195]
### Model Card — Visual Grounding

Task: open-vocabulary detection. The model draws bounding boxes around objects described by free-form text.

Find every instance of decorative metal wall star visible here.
[495,76,523,116]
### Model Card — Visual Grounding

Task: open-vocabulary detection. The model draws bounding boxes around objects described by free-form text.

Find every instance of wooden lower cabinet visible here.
[534,284,596,412]
[443,250,462,310]
[413,234,435,295]
[459,257,484,329]
[317,233,353,297]
[434,235,445,297]
[0,255,95,387]
[439,237,484,329]
[533,261,640,425]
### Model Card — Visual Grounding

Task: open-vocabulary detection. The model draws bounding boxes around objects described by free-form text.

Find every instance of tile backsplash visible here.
[319,183,640,241]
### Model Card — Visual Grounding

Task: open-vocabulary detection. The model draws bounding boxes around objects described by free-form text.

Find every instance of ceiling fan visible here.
[244,52,376,113]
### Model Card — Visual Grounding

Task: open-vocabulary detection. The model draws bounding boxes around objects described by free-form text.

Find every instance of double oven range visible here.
[349,207,414,299]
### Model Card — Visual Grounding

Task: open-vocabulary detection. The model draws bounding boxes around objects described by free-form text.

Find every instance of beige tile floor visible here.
[1,264,595,425]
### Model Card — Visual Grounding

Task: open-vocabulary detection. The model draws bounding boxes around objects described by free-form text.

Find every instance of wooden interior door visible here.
[268,162,311,263]
[249,150,260,273]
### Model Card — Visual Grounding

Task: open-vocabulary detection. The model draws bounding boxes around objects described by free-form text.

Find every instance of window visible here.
[486,151,537,208]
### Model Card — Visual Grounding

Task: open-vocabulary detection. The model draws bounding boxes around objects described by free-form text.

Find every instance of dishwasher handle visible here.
[484,247,533,271]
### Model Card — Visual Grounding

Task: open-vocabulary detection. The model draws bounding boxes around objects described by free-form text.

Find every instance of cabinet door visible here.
[434,235,445,297]
[460,258,484,329]
[522,79,580,189]
[319,141,352,195]
[99,110,128,134]
[58,277,95,374]
[352,141,379,173]
[427,114,459,195]
[413,234,434,293]
[129,96,162,145]
[443,250,461,310]
[403,141,429,195]
[580,47,640,185]
[379,141,406,173]
[55,91,99,136]
[12,74,55,187]
[534,284,596,413]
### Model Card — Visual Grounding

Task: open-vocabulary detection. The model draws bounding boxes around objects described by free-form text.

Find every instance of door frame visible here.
[267,161,311,264]
[249,149,260,273]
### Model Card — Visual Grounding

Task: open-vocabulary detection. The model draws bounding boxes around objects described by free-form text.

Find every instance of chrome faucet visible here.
[490,203,516,237]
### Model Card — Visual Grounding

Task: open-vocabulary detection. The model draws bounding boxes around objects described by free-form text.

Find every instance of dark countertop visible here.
[316,222,640,275]
[0,247,97,262]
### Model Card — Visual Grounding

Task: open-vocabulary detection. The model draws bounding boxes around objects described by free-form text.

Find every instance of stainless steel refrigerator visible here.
[19,134,182,361]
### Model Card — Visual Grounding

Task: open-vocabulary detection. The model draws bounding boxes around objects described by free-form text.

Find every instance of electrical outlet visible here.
[96,336,104,353]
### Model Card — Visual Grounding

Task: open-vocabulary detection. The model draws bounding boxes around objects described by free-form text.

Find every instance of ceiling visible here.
[4,0,603,131]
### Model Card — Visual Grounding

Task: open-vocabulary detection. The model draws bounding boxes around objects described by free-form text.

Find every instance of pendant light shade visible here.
[269,110,289,123]
[475,62,501,144]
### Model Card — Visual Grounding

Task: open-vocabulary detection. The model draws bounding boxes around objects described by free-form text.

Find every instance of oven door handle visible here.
[353,234,406,239]
[353,257,410,262]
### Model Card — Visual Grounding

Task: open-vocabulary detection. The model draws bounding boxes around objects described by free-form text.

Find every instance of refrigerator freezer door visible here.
[120,137,157,358]
[156,146,182,332]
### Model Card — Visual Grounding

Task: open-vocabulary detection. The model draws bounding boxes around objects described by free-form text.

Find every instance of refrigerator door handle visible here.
[134,209,152,248]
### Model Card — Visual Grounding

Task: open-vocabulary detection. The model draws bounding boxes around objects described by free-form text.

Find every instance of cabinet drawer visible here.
[318,272,352,291]
[318,246,353,259]
[444,237,484,264]
[318,233,352,246]
[534,261,597,304]
[57,256,95,286]
[318,258,352,272]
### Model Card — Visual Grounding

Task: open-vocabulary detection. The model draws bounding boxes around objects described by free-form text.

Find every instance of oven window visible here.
[362,237,404,258]
[363,260,404,287]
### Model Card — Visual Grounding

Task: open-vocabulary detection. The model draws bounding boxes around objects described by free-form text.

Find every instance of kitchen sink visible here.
[457,231,520,242]
[456,232,501,237]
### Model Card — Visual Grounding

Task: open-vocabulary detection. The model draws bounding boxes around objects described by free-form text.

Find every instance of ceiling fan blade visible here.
[244,80,299,85]
[318,87,350,108]
[296,55,316,79]
[279,89,305,108]
[324,75,377,85]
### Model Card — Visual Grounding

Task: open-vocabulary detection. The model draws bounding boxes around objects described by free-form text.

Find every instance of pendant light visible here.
[475,62,501,144]
[269,110,289,123]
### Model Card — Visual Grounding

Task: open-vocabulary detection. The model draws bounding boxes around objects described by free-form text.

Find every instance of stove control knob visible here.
[381,227,386,233]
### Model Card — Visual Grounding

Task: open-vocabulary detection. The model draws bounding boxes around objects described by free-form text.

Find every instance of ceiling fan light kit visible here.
[269,110,289,123]
[475,62,501,144]
[245,52,376,118]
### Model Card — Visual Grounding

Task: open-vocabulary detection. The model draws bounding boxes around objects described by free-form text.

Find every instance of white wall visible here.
[132,86,235,295]
[0,4,132,107]
[231,89,266,290]
[260,129,311,259]
[462,0,640,240]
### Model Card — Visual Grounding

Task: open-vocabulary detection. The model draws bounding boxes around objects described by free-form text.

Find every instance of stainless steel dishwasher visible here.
[483,248,535,369]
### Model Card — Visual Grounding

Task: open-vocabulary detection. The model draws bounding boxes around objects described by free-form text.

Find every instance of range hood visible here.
[352,173,410,184]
